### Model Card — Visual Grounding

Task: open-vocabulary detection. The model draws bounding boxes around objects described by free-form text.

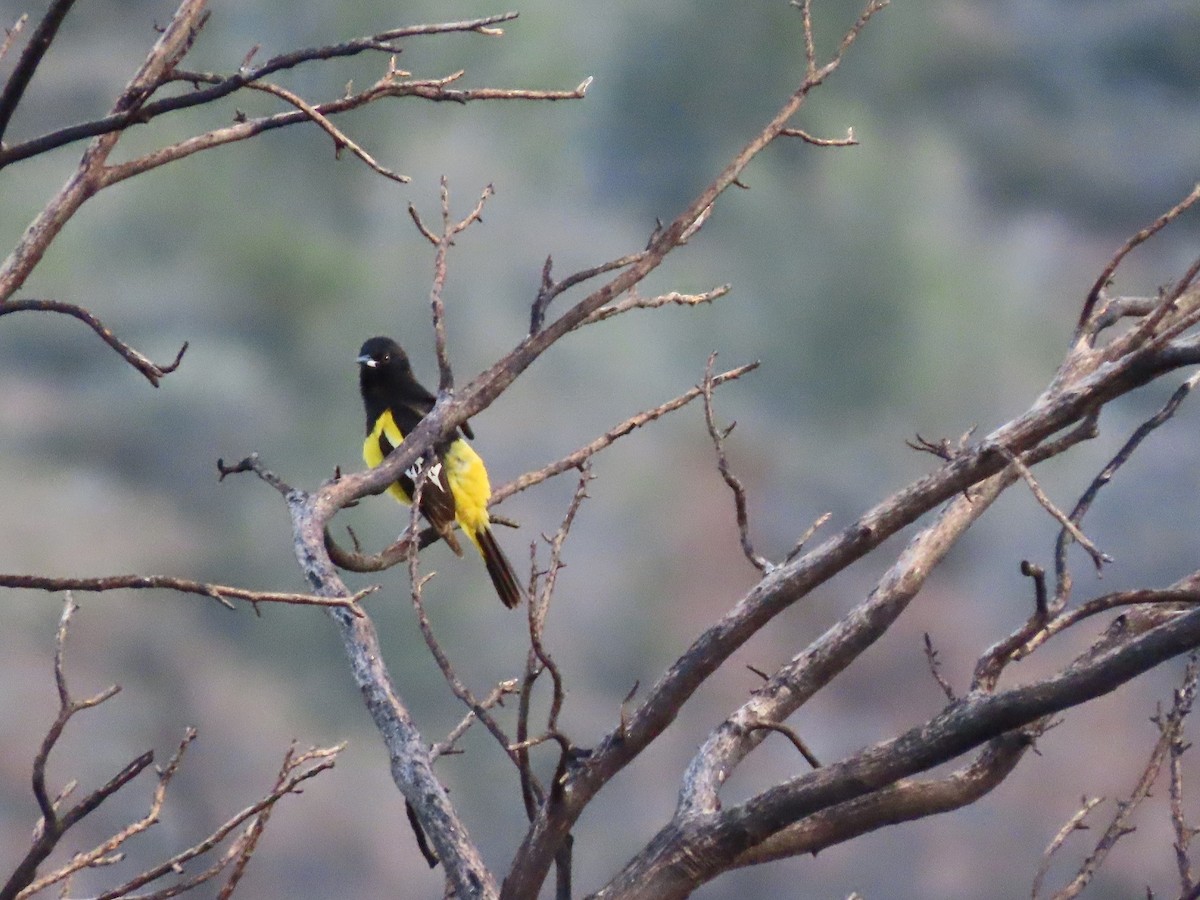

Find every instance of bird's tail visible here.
[472,525,524,609]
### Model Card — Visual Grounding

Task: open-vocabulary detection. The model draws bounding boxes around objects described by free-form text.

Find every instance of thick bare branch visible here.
[598,606,1200,898]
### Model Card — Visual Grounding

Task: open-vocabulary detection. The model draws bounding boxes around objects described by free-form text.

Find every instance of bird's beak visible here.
[357,354,377,368]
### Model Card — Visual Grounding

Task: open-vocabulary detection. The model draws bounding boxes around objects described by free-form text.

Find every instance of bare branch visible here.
[1032,796,1104,899]
[779,126,857,146]
[1047,659,1199,900]
[0,0,79,141]
[0,12,548,169]
[0,13,29,66]
[0,299,188,387]
[998,445,1110,571]
[600,606,1200,898]
[0,572,370,614]
[216,453,294,496]
[745,720,821,769]
[245,80,410,183]
[734,732,1030,868]
[495,361,759,504]
[1078,182,1200,335]
[1055,373,1200,603]
[923,633,957,702]
[431,680,520,761]
[702,352,772,573]
[406,467,518,766]
[581,284,731,328]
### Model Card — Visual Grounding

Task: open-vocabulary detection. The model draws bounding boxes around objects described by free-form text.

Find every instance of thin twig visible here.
[702,353,772,572]
[431,680,520,760]
[531,251,647,334]
[216,453,294,496]
[1049,668,1190,900]
[1054,374,1200,604]
[0,572,371,614]
[495,361,759,504]
[0,13,29,65]
[998,445,1110,571]
[581,284,731,327]
[1167,655,1200,897]
[923,633,956,701]
[409,178,494,391]
[92,742,343,900]
[0,12,549,169]
[1032,796,1103,899]
[745,720,821,769]
[245,80,410,182]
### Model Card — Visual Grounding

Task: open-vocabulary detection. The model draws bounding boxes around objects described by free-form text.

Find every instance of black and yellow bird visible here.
[357,336,523,609]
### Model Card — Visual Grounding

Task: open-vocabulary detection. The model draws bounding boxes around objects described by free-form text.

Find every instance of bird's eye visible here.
[381,353,390,363]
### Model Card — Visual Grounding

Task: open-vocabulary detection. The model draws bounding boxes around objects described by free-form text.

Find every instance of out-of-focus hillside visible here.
[1,1,1198,897]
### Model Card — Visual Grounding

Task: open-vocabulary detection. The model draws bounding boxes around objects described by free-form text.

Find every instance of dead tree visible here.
[3,1,1200,898]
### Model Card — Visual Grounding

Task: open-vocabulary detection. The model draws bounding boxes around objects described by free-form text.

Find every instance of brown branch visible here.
[580,284,731,327]
[1032,796,1104,899]
[972,561,1051,692]
[1168,656,1200,898]
[1047,660,1198,900]
[745,720,821,769]
[494,361,759,505]
[92,741,343,900]
[1012,583,1200,665]
[95,74,586,190]
[216,453,294,495]
[407,178,495,391]
[0,12,531,169]
[923,633,957,702]
[0,13,29,66]
[245,80,410,183]
[18,731,193,900]
[733,731,1030,868]
[677,415,1094,822]
[0,0,210,302]
[600,606,1200,898]
[0,0,78,142]
[517,465,591,821]
[702,352,772,573]
[3,598,148,900]
[0,299,188,386]
[1055,373,1200,604]
[778,126,857,146]
[431,679,520,761]
[998,445,1110,571]
[0,572,370,614]
[1078,182,1200,335]
[531,251,647,334]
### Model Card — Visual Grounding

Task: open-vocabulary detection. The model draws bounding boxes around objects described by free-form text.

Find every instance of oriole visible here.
[357,336,523,609]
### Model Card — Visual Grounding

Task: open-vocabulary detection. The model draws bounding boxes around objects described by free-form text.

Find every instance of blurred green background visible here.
[2,1,1199,897]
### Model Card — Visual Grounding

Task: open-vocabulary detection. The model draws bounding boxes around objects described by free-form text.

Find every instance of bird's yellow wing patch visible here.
[363,408,412,505]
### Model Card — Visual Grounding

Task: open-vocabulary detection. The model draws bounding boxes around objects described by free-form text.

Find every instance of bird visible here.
[356,336,523,609]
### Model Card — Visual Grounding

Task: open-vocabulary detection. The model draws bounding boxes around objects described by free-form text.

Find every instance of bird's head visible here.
[357,336,410,375]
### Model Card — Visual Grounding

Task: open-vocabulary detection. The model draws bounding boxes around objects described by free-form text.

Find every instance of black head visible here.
[357,336,410,374]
